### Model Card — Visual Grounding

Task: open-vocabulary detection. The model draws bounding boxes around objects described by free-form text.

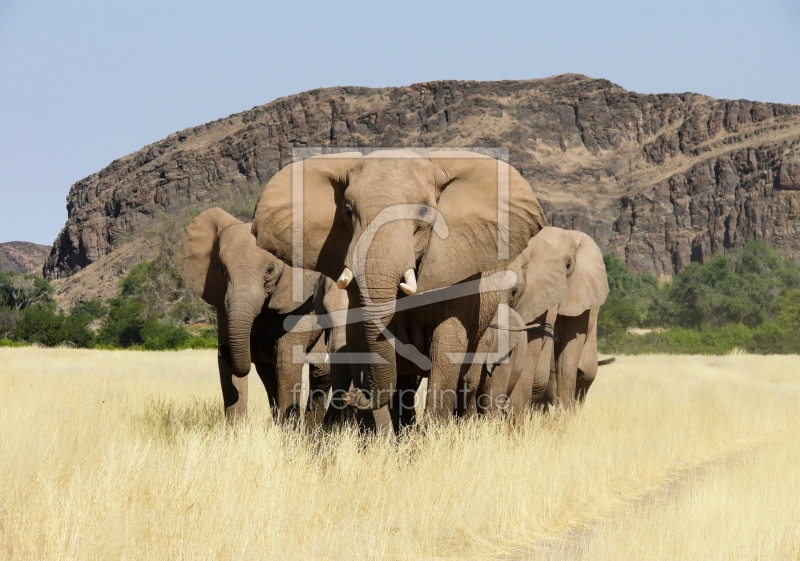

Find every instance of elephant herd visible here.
[175,150,611,432]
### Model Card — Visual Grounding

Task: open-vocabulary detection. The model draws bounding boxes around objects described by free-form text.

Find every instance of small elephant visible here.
[468,234,570,416]
[473,227,610,414]
[481,227,608,412]
[175,208,330,423]
[530,227,609,408]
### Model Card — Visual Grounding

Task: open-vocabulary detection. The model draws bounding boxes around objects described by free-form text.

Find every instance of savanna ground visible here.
[1,348,798,560]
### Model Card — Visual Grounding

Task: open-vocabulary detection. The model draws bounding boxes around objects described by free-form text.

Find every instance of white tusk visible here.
[336,268,353,289]
[400,269,417,295]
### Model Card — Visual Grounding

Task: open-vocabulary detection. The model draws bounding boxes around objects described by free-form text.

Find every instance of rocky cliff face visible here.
[0,242,51,275]
[45,74,800,290]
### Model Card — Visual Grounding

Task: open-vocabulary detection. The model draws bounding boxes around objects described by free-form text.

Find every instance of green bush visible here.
[142,319,191,350]
[1,263,210,351]
[97,296,151,348]
[12,305,95,348]
[598,242,800,354]
[663,241,800,328]
[0,272,53,310]
[96,296,196,351]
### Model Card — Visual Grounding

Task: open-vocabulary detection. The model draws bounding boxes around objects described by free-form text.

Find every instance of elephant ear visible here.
[175,208,242,305]
[514,236,570,323]
[416,152,546,292]
[267,267,321,315]
[558,230,609,316]
[251,153,362,280]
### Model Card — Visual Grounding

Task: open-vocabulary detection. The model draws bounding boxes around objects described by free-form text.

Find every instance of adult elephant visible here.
[175,208,330,424]
[251,150,545,418]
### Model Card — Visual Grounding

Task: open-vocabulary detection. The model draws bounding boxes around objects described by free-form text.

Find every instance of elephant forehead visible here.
[349,156,435,191]
[536,227,578,254]
[218,225,272,267]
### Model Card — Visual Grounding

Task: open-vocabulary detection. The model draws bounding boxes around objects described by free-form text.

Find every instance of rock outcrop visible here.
[0,241,51,275]
[45,74,800,293]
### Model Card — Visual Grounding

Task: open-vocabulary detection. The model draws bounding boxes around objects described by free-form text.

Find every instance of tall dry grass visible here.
[0,348,798,560]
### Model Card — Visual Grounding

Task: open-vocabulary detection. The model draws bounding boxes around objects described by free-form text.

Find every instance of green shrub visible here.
[97,298,146,348]
[142,319,191,350]
[70,299,107,322]
[12,305,95,348]
[0,272,54,310]
[663,241,800,328]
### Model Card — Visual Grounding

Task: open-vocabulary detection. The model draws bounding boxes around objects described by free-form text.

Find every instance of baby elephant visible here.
[175,208,329,424]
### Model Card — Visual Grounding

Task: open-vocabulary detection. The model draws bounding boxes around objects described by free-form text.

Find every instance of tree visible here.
[664,242,800,328]
[0,272,53,310]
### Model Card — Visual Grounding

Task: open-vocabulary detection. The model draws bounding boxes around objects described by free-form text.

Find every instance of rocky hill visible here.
[44,74,800,305]
[0,241,51,275]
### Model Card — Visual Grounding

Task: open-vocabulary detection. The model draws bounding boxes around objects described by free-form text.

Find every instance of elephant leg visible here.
[479,362,510,416]
[508,309,554,413]
[534,307,558,409]
[553,310,590,408]
[306,334,331,430]
[219,344,248,422]
[457,375,478,418]
[322,315,358,428]
[254,362,279,419]
[575,307,599,404]
[357,406,395,436]
[393,374,421,431]
[458,342,484,418]
[274,333,308,422]
[323,362,357,428]
[508,334,543,413]
[426,316,468,421]
[543,348,557,407]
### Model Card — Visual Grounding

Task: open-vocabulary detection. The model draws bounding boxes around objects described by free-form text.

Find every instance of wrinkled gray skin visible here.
[175,208,330,424]
[476,228,610,414]
[251,151,546,418]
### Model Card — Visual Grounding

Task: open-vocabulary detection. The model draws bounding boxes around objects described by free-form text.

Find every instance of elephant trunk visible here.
[361,298,397,410]
[226,298,260,377]
[349,256,402,411]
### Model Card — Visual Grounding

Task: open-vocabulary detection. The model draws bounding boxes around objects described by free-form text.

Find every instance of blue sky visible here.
[1,0,798,246]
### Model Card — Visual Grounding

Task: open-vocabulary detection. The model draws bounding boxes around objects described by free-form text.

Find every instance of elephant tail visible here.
[598,357,616,366]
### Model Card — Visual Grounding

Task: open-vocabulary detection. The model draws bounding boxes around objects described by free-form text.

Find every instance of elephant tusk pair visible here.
[336,267,417,295]
[400,269,417,296]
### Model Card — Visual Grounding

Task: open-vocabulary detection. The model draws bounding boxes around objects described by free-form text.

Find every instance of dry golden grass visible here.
[1,348,798,560]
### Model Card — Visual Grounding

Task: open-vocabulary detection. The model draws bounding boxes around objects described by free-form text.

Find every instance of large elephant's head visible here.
[533,227,609,317]
[251,150,546,409]
[175,208,315,377]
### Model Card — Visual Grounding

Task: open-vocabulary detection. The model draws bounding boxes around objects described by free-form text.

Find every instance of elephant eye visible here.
[344,203,353,217]
[267,265,274,274]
